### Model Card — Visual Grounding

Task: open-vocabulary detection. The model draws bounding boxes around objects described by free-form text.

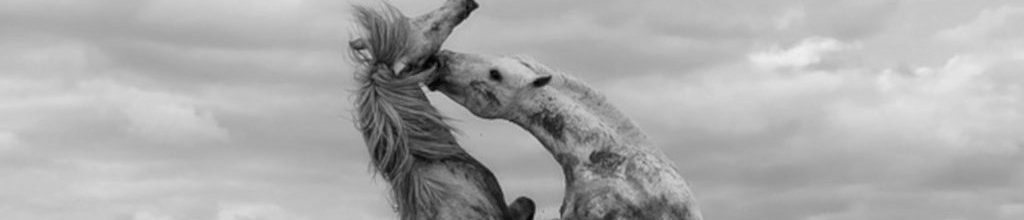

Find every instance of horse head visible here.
[429,50,553,119]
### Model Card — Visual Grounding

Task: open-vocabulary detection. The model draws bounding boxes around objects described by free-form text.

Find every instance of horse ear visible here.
[392,62,408,74]
[532,75,552,87]
[511,55,555,88]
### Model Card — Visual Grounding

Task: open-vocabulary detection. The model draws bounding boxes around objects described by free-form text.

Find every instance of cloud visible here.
[935,5,1024,43]
[0,77,230,146]
[0,132,22,151]
[132,0,348,49]
[215,203,308,220]
[774,6,807,30]
[749,37,859,70]
[132,210,178,220]
[441,0,900,84]
[1000,203,1024,220]
[79,79,230,144]
[446,11,744,82]
[0,0,347,50]
[601,38,1024,219]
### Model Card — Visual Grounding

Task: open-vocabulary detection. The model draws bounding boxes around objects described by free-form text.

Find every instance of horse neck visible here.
[511,74,650,157]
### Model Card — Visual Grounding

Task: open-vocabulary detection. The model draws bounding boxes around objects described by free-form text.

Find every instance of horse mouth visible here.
[426,77,445,91]
[423,54,448,91]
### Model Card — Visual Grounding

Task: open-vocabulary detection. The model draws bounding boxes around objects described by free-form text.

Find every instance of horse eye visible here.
[488,69,503,81]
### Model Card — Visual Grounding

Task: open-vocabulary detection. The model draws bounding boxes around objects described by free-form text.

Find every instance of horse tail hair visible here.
[349,4,464,219]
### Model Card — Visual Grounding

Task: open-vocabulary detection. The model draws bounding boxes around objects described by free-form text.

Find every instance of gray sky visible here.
[2,0,1024,219]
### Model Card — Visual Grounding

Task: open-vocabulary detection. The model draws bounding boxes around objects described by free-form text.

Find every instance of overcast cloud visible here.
[2,0,1023,219]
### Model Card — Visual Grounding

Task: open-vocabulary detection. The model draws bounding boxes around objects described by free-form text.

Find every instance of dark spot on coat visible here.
[600,210,620,220]
[644,195,692,220]
[555,153,580,166]
[615,193,646,218]
[589,150,626,173]
[672,203,692,220]
[562,178,695,220]
[569,192,592,218]
[530,109,565,141]
[625,173,648,195]
[470,81,501,106]
[483,90,500,105]
[554,153,579,184]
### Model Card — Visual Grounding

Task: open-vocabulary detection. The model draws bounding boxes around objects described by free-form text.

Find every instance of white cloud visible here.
[1000,203,1024,220]
[134,0,343,49]
[0,39,229,146]
[53,159,200,200]
[4,84,226,147]
[931,5,1024,73]
[839,55,1024,153]
[774,6,807,30]
[72,177,204,200]
[139,0,307,26]
[935,6,1024,42]
[0,0,117,17]
[132,210,178,220]
[749,37,859,70]
[0,131,22,150]
[78,79,230,144]
[216,203,308,220]
[605,42,1024,218]
[616,51,1024,155]
[0,36,108,79]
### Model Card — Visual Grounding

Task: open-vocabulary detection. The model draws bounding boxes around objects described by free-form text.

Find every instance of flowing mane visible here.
[349,4,468,219]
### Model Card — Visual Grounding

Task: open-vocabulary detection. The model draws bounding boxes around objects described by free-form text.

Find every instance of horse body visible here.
[512,74,701,220]
[349,3,533,220]
[356,75,512,219]
[431,51,703,220]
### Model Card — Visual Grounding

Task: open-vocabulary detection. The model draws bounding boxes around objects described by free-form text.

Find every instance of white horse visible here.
[426,50,704,220]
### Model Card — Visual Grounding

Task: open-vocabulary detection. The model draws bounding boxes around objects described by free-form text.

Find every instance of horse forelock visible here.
[350,3,468,219]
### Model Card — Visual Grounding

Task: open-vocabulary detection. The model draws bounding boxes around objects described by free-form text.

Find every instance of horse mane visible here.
[349,4,467,219]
